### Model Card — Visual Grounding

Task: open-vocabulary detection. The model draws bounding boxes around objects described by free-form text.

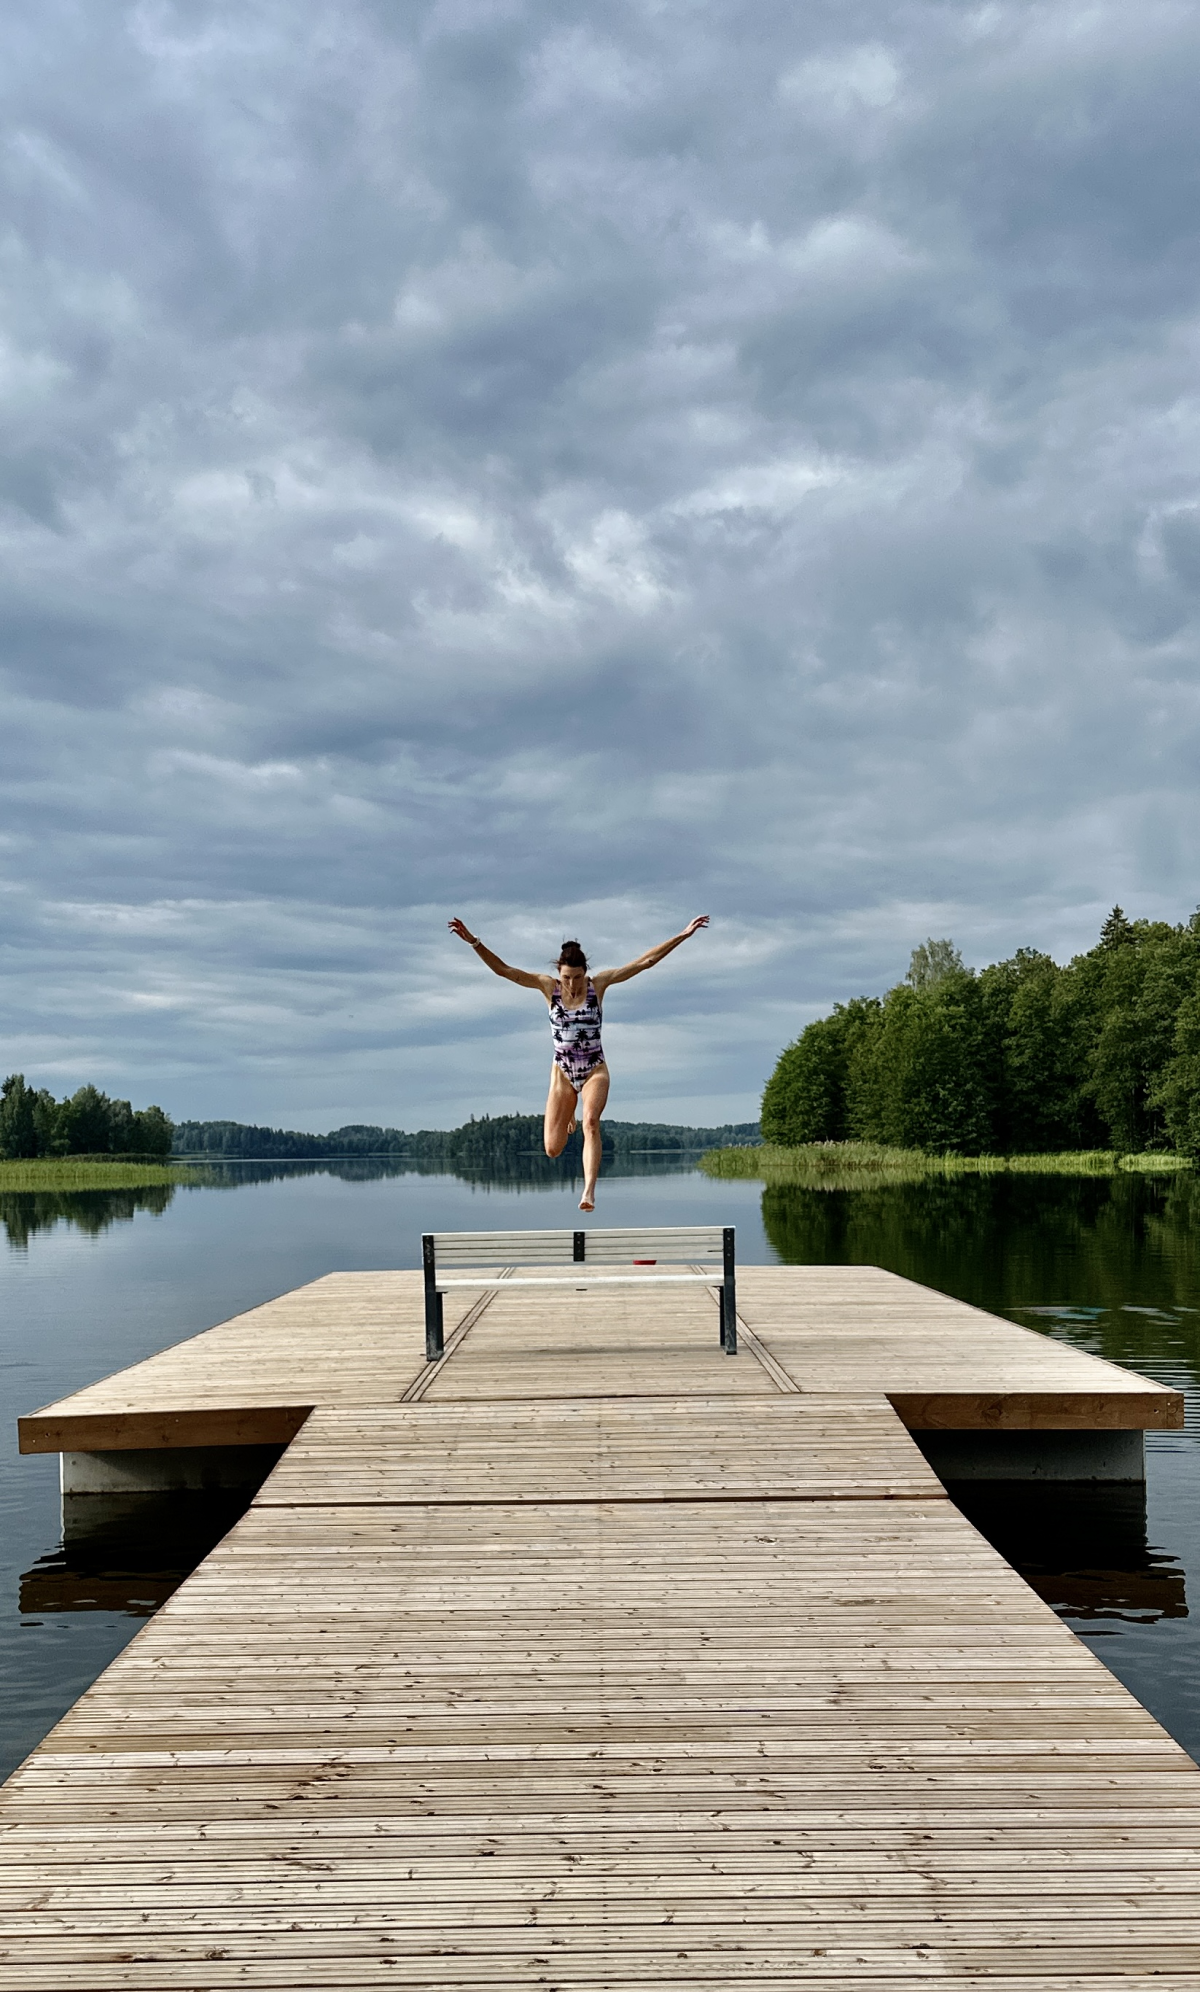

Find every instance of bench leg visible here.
[722,1227,738,1354]
[422,1233,444,1362]
[424,1289,444,1363]
[719,1288,738,1353]
[720,1287,738,1354]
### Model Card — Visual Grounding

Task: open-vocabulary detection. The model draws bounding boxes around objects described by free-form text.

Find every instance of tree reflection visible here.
[0,1184,177,1249]
[761,1171,1200,1389]
[1,1152,703,1247]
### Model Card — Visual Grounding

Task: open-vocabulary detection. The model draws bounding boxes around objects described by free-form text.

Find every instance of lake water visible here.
[2,1160,1199,1783]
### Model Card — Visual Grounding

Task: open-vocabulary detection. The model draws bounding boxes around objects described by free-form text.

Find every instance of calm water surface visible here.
[2,1162,1199,1780]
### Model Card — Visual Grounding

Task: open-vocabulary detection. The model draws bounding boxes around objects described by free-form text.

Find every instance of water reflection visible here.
[1,1151,707,1248]
[761,1171,1200,1393]
[950,1481,1188,1625]
[760,1168,1200,1760]
[0,1184,178,1250]
[189,1152,711,1189]
[20,1491,254,1619]
[28,1484,1184,1625]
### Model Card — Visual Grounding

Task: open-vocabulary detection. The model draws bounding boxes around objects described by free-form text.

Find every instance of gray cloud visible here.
[2,0,1200,1126]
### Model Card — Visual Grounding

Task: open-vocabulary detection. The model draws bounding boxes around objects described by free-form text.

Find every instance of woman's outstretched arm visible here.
[448,919,552,993]
[594,916,709,994]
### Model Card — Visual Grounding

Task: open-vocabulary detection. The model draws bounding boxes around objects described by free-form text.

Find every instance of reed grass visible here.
[0,1158,195,1191]
[698,1141,1193,1187]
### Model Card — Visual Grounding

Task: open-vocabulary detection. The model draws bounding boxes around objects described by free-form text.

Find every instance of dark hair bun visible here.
[557,939,588,971]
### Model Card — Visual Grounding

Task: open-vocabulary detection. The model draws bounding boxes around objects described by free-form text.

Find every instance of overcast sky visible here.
[2,0,1199,1130]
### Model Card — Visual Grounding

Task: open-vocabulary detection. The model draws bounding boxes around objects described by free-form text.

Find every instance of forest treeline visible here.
[0,1075,174,1160]
[0,1085,758,1169]
[172,1115,761,1162]
[761,908,1200,1157]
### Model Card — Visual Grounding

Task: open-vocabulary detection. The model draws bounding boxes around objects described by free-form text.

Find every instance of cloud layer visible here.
[3,0,1200,1126]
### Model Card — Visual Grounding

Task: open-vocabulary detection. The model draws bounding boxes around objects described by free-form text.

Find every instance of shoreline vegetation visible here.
[0,1075,173,1162]
[0,1115,761,1193]
[6,1137,1187,1198]
[761,910,1200,1160]
[699,1141,1194,1187]
[0,1158,195,1191]
[170,1113,761,1165]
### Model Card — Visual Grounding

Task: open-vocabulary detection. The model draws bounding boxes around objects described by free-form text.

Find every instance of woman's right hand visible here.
[448,918,478,946]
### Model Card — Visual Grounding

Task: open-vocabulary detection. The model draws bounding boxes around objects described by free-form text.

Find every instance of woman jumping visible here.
[447,916,710,1211]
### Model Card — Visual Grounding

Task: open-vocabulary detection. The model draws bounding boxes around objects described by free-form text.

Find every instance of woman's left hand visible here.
[683,915,710,939]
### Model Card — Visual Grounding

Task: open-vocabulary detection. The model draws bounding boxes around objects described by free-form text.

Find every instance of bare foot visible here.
[579,1190,595,1212]
[567,1117,577,1135]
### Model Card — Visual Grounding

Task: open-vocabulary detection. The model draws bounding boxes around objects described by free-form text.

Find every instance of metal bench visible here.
[421,1225,737,1362]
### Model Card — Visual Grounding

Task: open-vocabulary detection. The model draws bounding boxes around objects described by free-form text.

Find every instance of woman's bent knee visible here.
[545,1137,565,1158]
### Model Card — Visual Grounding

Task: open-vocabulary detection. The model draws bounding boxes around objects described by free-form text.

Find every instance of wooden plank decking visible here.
[4,1262,1198,1986]
[18,1265,1181,1454]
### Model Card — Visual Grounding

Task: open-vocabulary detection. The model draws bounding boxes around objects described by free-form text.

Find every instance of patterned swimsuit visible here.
[549,980,606,1090]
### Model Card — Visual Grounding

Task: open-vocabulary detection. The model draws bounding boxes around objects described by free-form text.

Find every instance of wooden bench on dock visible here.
[422,1225,738,1360]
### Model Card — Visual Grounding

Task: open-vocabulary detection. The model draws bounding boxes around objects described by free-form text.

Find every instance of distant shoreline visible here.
[170,1114,762,1164]
[0,1136,753,1193]
[171,1143,724,1161]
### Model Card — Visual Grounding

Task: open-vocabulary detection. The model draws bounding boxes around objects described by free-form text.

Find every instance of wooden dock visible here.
[4,1262,1200,1987]
[16,1266,1180,1452]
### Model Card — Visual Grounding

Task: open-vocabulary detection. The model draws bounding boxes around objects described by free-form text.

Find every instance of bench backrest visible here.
[429,1225,727,1268]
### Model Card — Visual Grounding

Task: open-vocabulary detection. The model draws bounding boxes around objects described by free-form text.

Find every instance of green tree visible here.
[842,999,889,1140]
[761,1014,849,1144]
[0,1077,174,1159]
[58,1084,117,1154]
[1075,919,1198,1150]
[876,973,996,1154]
[1154,993,1200,1158]
[906,938,965,991]
[132,1105,174,1157]
[763,954,998,1156]
[759,909,1200,1159]
[106,1097,138,1152]
[977,949,1101,1151]
[0,1075,38,1159]
[31,1090,64,1154]
[759,1000,885,1146]
[1099,905,1136,950]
